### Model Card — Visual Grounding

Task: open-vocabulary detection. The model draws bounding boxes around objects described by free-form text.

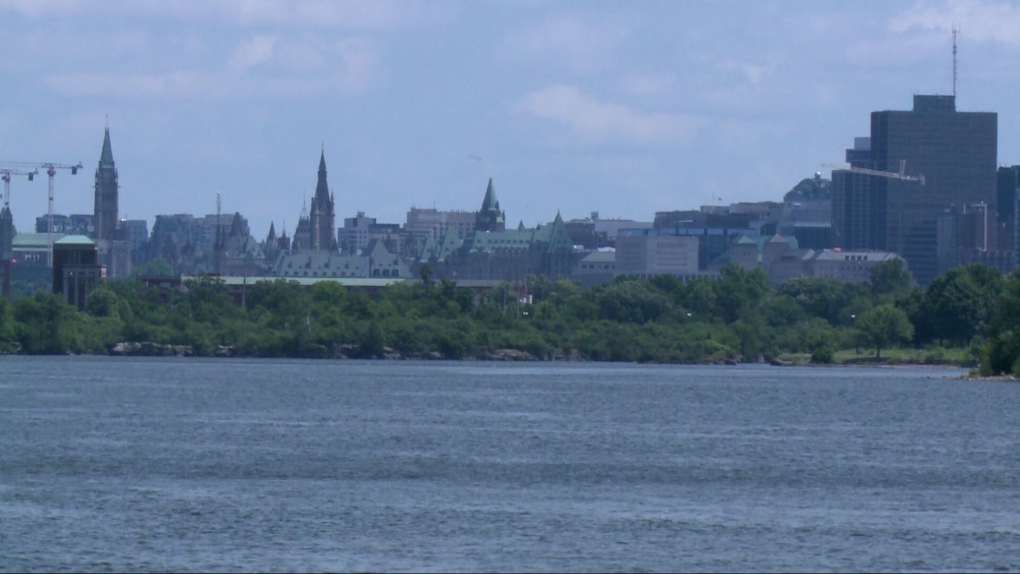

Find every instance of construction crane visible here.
[0,160,83,266]
[1,168,38,209]
[822,159,925,186]
[0,160,83,232]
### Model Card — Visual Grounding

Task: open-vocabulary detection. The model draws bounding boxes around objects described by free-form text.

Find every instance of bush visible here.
[811,346,834,364]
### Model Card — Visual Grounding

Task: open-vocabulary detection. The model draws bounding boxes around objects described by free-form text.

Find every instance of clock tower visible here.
[93,126,119,242]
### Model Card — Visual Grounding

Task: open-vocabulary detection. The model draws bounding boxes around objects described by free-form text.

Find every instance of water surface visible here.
[1,357,1017,572]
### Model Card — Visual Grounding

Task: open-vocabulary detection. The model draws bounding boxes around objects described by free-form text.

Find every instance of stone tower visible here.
[308,151,336,251]
[93,127,119,241]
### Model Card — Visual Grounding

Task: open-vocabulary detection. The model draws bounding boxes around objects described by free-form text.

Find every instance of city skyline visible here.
[2,0,1019,237]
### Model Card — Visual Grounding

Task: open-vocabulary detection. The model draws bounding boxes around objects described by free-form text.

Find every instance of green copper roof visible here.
[476,177,505,231]
[54,234,95,245]
[481,177,499,212]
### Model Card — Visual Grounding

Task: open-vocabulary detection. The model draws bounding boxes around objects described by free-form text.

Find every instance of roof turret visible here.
[476,177,505,232]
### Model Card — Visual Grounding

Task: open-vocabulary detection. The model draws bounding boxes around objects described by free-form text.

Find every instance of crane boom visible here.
[1,169,38,208]
[822,161,925,186]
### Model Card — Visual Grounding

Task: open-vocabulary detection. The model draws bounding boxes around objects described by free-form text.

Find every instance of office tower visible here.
[832,96,996,284]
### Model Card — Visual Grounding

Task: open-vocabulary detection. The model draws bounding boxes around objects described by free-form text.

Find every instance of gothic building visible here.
[417,179,577,281]
[307,151,337,251]
[93,127,119,242]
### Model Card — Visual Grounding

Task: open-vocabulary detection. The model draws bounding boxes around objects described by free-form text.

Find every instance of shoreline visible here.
[7,342,979,370]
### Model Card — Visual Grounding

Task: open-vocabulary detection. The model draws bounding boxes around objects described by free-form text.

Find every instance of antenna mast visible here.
[952,27,958,99]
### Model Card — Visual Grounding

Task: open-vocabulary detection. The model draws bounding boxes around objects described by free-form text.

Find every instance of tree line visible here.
[1,258,1019,374]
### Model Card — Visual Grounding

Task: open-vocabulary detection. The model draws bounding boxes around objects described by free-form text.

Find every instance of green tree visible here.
[714,263,768,324]
[132,257,175,278]
[13,292,86,354]
[592,277,672,324]
[85,284,133,321]
[869,257,911,298]
[359,320,385,358]
[854,304,914,359]
[0,297,15,343]
[925,264,1002,345]
[980,270,1020,375]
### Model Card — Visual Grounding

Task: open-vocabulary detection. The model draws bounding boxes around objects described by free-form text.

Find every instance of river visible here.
[1,357,1017,572]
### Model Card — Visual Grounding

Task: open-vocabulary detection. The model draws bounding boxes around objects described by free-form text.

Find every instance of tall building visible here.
[832,95,997,284]
[307,151,336,251]
[93,127,119,242]
[997,165,1020,263]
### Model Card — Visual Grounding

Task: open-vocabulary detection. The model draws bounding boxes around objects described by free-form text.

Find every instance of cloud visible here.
[41,32,380,99]
[516,85,703,146]
[890,0,1020,46]
[0,0,439,31]
[502,13,629,72]
[620,74,677,98]
[0,0,86,17]
[230,35,278,72]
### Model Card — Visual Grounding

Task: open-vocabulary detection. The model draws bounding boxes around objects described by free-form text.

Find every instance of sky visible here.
[1,0,1019,238]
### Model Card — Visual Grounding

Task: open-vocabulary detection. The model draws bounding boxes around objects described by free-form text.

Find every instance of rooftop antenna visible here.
[952,26,958,99]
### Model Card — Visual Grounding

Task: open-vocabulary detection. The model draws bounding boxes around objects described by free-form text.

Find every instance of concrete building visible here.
[730,231,906,285]
[405,208,477,247]
[338,212,404,255]
[616,231,700,279]
[574,250,616,287]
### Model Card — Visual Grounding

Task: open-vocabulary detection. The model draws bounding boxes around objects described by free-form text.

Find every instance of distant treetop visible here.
[784,173,832,202]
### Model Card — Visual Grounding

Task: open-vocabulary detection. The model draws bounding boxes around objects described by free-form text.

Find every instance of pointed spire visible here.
[266,222,277,243]
[476,177,505,232]
[481,177,499,212]
[315,150,330,204]
[99,127,114,167]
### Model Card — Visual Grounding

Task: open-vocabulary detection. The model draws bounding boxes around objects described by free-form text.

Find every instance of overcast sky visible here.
[1,0,1019,237]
